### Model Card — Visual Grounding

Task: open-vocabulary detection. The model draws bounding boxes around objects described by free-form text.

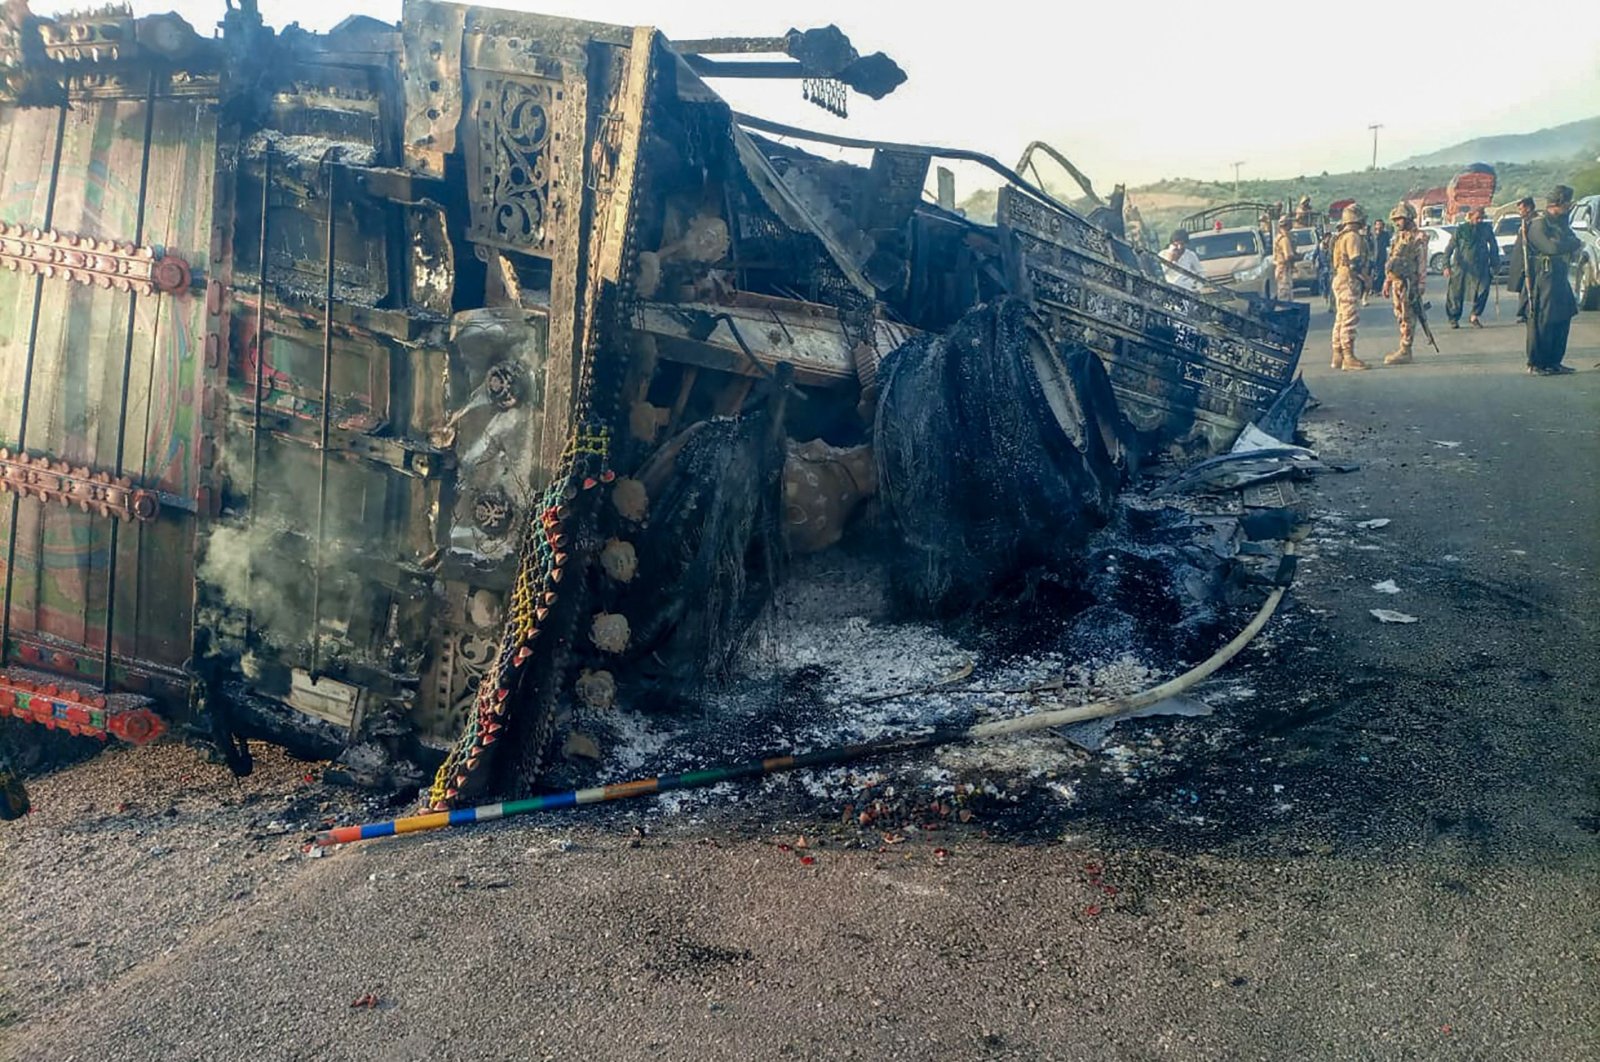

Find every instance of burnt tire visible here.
[875,298,1130,613]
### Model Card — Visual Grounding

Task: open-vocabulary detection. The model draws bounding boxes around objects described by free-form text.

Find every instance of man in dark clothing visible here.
[1504,196,1537,323]
[1522,186,1583,375]
[1443,206,1499,327]
[1367,219,1390,305]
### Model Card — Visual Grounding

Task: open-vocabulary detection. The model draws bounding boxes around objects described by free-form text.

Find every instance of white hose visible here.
[963,541,1295,741]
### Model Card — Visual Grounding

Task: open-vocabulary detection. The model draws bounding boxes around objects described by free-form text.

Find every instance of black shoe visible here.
[1449,320,1460,329]
[1546,364,1576,374]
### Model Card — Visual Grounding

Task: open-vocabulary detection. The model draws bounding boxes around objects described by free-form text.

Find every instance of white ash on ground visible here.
[588,554,1263,825]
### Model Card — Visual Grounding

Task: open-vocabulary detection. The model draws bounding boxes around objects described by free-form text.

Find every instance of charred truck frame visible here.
[0,1,1306,805]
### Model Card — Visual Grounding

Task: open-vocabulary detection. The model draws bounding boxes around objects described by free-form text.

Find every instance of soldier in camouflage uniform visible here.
[1273,215,1297,303]
[1294,196,1314,229]
[1382,201,1428,365]
[1330,204,1369,370]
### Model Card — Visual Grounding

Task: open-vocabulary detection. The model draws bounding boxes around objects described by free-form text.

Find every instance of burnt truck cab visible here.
[0,1,1305,799]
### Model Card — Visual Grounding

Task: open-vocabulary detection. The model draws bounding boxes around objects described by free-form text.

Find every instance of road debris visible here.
[1356,518,1391,530]
[1369,609,1419,624]
[1371,580,1402,594]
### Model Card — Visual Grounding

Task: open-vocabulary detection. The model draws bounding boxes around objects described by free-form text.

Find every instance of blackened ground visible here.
[2,296,1596,1061]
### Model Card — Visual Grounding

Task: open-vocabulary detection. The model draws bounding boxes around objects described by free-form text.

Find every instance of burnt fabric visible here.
[1444,219,1499,322]
[875,298,1130,613]
[1524,213,1583,370]
[615,392,790,689]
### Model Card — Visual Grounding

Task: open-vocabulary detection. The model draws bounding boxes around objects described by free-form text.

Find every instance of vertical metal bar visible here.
[309,160,337,678]
[0,104,69,666]
[244,148,271,639]
[101,74,159,689]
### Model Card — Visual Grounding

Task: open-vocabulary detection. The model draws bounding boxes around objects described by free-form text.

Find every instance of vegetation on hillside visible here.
[957,158,1593,239]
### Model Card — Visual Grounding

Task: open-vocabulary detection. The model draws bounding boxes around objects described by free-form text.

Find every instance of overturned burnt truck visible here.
[0,1,1305,804]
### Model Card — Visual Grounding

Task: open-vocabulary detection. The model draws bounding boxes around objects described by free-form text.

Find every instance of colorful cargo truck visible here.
[0,1,1305,802]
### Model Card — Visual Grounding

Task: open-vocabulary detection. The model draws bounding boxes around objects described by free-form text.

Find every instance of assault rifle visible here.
[1400,277,1440,353]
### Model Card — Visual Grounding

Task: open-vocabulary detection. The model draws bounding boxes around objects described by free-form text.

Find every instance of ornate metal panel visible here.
[997,188,1306,453]
[402,0,468,178]
[466,73,561,254]
[452,14,594,483]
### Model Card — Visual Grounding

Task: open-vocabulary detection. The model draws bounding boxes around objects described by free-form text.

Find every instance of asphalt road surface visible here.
[3,287,1596,1062]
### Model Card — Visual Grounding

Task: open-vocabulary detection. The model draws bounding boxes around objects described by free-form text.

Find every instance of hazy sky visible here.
[125,0,1600,193]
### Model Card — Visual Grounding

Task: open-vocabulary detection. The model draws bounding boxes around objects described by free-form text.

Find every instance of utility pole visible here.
[1368,123,1383,170]
[1231,160,1245,198]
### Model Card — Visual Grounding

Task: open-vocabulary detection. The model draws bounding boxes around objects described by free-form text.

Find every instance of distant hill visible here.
[1394,117,1600,168]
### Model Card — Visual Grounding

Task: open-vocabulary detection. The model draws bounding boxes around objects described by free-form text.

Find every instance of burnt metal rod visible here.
[1014,141,1102,207]
[682,57,812,80]
[244,148,272,639]
[101,72,159,689]
[308,159,338,679]
[0,104,69,667]
[669,36,790,55]
[736,113,1230,298]
[731,112,1074,219]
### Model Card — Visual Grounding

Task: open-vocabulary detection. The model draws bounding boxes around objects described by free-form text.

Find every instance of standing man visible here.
[1330,204,1370,371]
[1382,201,1428,365]
[1443,206,1499,327]
[1294,196,1314,229]
[1162,229,1204,291]
[1523,185,1583,375]
[1504,196,1537,323]
[1366,218,1390,307]
[1273,215,1297,303]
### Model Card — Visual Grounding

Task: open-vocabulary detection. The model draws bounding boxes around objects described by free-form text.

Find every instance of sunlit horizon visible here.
[107,0,1600,195]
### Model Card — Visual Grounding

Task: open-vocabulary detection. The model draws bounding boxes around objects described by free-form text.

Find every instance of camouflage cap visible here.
[1547,185,1574,207]
[1340,204,1367,225]
[1389,201,1416,222]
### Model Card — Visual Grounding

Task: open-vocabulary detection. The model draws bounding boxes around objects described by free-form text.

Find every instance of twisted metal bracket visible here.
[0,448,160,522]
[0,221,191,295]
